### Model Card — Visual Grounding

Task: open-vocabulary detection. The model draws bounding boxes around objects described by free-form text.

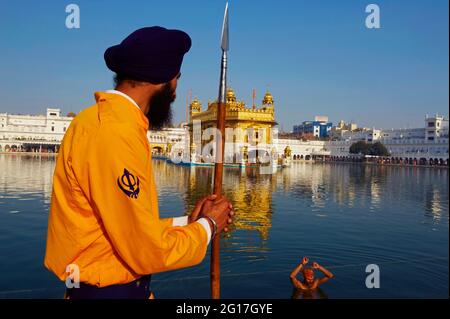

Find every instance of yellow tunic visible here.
[44,92,208,287]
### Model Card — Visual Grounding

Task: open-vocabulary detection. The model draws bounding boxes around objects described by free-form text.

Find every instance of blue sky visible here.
[0,0,448,130]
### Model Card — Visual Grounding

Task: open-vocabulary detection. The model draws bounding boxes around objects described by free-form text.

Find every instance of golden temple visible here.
[188,88,277,164]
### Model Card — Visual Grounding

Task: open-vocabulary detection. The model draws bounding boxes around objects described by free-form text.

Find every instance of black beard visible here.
[147,83,175,130]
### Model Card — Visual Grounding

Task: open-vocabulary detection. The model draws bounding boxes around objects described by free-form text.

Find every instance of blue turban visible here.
[104,26,191,84]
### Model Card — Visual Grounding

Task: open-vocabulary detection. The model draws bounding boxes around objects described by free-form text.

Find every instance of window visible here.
[51,126,54,132]
[428,122,435,127]
[428,137,434,141]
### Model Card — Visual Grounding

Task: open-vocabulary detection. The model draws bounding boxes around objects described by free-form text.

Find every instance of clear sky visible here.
[0,0,448,130]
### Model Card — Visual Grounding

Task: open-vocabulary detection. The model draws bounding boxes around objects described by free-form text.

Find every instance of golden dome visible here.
[262,91,274,105]
[190,98,202,112]
[226,88,237,102]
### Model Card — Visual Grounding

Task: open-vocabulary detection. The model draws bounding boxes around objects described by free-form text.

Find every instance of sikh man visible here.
[44,26,234,299]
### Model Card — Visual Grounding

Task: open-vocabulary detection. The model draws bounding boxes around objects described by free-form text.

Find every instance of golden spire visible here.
[262,91,274,106]
[190,98,202,112]
[226,88,237,102]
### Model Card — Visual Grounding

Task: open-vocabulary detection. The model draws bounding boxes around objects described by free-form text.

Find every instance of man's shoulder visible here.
[71,103,135,132]
[67,102,146,153]
[70,103,100,131]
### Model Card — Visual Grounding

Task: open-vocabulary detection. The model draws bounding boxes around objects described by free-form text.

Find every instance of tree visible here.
[369,142,390,156]
[350,141,390,156]
[349,141,370,155]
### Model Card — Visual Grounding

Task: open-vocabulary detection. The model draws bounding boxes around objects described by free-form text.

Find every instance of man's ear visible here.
[142,82,160,96]
[148,82,165,91]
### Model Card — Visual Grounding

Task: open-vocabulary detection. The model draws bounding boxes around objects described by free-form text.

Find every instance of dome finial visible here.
[226,87,236,102]
[190,98,202,112]
[262,90,274,105]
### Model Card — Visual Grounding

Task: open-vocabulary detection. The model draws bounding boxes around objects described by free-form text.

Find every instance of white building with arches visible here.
[0,108,73,152]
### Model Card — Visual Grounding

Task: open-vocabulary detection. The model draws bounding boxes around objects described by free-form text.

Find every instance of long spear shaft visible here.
[211,2,229,299]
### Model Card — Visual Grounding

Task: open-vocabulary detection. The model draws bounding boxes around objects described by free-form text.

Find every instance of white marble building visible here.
[338,115,448,143]
[325,138,449,161]
[0,108,72,141]
[324,115,449,162]
[147,126,189,159]
[274,138,328,160]
[0,108,73,152]
[0,108,190,154]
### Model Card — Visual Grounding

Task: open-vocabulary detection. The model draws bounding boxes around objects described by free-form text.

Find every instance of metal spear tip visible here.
[221,2,229,51]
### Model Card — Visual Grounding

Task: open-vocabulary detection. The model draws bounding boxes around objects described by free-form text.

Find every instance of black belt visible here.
[65,275,152,299]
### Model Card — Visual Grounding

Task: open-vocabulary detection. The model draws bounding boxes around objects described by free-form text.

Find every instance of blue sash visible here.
[66,275,152,299]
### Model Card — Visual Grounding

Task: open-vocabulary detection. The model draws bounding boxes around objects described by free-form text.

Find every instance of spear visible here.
[211,1,229,299]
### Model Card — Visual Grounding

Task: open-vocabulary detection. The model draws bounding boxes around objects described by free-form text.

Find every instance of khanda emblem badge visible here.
[117,168,140,199]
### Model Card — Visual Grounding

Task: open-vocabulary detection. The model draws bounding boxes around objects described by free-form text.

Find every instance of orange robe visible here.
[45,92,208,287]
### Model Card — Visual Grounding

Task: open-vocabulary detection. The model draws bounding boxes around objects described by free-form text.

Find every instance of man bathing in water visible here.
[290,256,334,298]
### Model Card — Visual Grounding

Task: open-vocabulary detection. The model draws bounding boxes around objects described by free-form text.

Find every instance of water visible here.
[0,154,448,298]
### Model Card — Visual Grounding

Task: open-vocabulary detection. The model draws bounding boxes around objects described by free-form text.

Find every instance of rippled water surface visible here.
[0,154,448,298]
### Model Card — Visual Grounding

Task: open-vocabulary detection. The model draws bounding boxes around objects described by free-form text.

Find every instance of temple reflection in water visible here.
[152,159,275,251]
[150,159,449,254]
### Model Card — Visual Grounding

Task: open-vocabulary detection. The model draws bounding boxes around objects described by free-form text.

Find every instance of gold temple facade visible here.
[189,88,277,164]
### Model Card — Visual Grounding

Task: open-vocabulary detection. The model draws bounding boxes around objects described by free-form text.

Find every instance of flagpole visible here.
[211,1,229,299]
